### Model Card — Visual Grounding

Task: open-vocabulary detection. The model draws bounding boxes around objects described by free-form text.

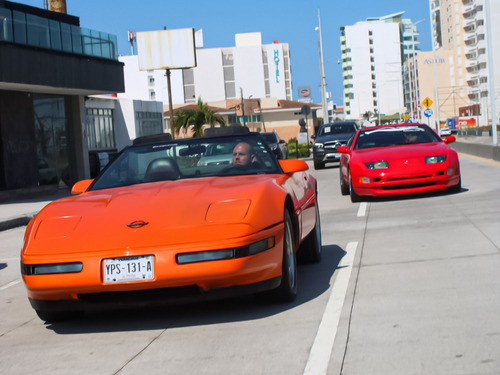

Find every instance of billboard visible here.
[137,28,197,71]
[298,86,312,103]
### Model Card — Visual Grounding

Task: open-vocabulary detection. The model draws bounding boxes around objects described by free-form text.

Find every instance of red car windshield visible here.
[354,125,442,150]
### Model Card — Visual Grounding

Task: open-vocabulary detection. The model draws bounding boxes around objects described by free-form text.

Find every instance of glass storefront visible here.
[34,96,70,186]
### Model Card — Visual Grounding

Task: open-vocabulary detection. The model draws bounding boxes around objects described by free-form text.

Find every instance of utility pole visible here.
[316,9,328,124]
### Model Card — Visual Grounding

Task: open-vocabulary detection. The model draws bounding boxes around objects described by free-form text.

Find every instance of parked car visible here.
[440,127,452,137]
[312,121,358,169]
[338,123,461,202]
[21,129,321,322]
[261,131,287,159]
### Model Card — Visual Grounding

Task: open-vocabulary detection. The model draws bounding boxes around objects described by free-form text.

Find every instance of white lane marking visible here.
[357,202,367,217]
[0,280,21,291]
[303,241,358,375]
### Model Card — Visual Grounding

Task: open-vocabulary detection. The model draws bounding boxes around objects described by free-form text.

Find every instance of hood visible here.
[24,175,287,255]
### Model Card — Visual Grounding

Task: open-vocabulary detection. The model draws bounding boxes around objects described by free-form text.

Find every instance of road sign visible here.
[424,108,433,117]
[408,117,414,123]
[422,97,433,108]
[403,115,409,122]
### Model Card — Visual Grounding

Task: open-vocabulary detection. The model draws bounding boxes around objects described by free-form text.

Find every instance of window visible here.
[135,112,163,138]
[223,50,236,99]
[183,69,196,103]
[86,108,116,150]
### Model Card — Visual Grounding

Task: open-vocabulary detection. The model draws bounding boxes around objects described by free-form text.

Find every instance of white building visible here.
[341,21,404,122]
[118,31,292,112]
[430,0,500,126]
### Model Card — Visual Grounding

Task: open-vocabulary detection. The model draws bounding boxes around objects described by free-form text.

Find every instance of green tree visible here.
[172,97,226,137]
[362,111,373,122]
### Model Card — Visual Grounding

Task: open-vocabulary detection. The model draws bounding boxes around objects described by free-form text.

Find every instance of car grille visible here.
[324,140,346,152]
[382,181,437,190]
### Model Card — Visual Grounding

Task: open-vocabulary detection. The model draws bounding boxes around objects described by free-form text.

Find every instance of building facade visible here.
[341,20,404,122]
[429,0,500,127]
[0,0,124,198]
[118,32,293,127]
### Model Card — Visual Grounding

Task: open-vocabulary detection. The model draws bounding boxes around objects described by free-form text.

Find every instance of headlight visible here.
[425,155,447,164]
[314,143,324,149]
[176,237,275,264]
[365,161,389,169]
[21,262,83,275]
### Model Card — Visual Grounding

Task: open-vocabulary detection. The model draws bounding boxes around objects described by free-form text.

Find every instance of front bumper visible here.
[22,224,284,305]
[352,165,460,197]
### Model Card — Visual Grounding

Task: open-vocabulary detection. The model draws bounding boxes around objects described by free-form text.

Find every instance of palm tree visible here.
[362,111,373,122]
[172,98,226,137]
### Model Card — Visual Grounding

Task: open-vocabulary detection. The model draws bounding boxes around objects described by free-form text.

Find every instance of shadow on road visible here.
[47,244,347,334]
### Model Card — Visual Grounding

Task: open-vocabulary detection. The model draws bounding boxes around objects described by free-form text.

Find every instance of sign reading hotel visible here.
[136,28,197,71]
[266,44,286,99]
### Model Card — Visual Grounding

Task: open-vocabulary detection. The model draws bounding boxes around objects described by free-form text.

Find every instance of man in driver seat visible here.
[232,142,257,167]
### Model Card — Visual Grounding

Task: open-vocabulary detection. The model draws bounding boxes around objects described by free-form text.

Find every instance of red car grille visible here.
[382,181,437,190]
[386,174,433,182]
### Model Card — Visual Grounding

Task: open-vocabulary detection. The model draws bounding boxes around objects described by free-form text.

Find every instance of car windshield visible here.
[90,134,281,191]
[354,125,442,150]
[318,123,357,136]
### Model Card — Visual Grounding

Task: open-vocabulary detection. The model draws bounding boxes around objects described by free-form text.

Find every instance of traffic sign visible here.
[408,117,414,123]
[422,97,433,108]
[424,108,433,117]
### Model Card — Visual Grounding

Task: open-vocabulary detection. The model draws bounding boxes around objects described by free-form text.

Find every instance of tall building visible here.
[430,0,500,126]
[118,32,293,108]
[340,15,405,122]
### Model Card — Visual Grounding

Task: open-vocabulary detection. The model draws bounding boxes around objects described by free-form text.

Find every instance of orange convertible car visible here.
[21,129,321,322]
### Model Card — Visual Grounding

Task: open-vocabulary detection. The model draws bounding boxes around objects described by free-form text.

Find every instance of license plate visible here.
[103,255,154,283]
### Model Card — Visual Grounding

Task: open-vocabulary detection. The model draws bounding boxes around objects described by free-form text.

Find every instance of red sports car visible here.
[338,124,461,202]
[21,129,321,322]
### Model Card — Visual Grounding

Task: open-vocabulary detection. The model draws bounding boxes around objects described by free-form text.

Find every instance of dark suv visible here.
[261,131,287,159]
[312,121,358,169]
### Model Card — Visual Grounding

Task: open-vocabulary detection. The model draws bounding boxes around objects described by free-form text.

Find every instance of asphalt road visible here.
[1,154,499,375]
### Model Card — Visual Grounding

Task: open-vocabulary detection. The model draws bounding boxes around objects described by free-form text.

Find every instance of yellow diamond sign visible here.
[422,97,433,108]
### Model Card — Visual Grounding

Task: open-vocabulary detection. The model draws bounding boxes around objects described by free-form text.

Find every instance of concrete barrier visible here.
[452,141,500,162]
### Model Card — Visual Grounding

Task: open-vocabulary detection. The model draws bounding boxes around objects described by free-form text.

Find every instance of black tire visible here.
[298,200,322,264]
[276,210,298,302]
[349,171,361,203]
[313,161,324,170]
[340,167,349,196]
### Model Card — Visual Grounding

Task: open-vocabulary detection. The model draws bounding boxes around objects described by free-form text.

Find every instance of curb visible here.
[0,214,36,232]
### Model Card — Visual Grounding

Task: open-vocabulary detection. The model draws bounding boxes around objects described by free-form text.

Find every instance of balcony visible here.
[0,2,124,95]
[0,6,118,60]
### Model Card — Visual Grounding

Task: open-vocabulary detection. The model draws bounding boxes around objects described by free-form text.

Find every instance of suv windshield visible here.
[318,123,357,136]
[90,134,281,191]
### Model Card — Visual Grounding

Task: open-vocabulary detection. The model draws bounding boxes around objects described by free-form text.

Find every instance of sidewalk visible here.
[0,188,71,231]
[0,134,498,232]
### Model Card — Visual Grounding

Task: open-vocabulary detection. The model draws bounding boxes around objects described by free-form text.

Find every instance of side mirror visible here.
[311,134,316,139]
[279,159,309,174]
[337,146,349,154]
[443,135,456,144]
[71,179,94,194]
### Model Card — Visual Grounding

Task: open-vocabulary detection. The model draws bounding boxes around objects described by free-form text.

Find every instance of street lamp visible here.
[315,9,328,124]
[411,18,429,122]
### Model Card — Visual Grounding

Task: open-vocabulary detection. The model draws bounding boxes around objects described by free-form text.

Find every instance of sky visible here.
[16,0,433,105]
